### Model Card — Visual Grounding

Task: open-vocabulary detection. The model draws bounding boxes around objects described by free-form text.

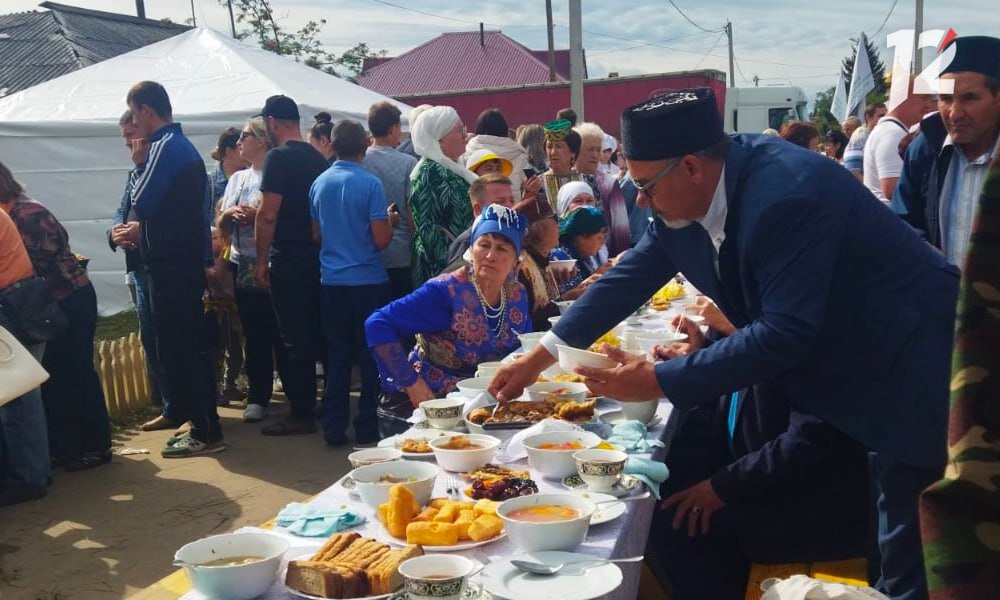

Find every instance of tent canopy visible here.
[0,28,411,315]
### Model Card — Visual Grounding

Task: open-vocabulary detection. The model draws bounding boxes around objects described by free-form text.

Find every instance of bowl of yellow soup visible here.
[523,431,603,480]
[174,532,289,600]
[497,493,596,552]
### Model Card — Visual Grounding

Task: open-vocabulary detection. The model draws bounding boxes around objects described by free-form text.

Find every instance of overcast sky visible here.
[7,0,999,99]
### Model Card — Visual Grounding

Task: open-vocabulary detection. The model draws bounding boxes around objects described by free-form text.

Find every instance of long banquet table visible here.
[139,397,677,600]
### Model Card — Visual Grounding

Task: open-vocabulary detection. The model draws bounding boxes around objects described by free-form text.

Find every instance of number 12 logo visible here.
[885,28,958,111]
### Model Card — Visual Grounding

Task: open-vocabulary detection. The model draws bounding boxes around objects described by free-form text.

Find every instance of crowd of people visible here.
[0,33,997,599]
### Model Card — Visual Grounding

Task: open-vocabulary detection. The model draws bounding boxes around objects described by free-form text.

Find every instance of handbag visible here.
[0,325,49,407]
[0,276,68,345]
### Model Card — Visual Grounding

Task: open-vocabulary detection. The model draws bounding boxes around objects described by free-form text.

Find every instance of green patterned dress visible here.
[920,161,1000,598]
[409,159,472,286]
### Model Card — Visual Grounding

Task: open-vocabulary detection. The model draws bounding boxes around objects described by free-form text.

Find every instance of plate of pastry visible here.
[378,430,461,458]
[375,484,506,552]
[283,531,421,599]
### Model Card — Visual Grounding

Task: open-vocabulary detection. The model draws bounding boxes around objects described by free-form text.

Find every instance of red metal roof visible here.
[357,30,584,96]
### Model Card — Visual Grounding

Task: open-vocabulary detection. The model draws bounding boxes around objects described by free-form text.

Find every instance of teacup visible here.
[420,398,466,429]
[573,449,628,492]
[619,399,658,424]
[398,554,478,600]
[475,361,505,378]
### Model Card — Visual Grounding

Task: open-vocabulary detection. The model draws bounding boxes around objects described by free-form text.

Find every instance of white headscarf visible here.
[410,106,477,184]
[556,180,596,218]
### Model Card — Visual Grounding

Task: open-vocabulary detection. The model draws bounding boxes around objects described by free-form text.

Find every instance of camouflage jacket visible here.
[920,157,1000,598]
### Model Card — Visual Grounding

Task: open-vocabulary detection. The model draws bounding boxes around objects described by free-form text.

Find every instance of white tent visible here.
[0,28,411,315]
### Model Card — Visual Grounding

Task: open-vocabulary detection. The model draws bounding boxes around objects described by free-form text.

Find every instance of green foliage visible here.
[222,0,386,79]
[811,85,838,135]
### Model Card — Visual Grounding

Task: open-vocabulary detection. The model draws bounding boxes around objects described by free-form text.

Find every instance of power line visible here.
[665,0,722,34]
[871,0,900,38]
[694,32,725,69]
[370,0,478,25]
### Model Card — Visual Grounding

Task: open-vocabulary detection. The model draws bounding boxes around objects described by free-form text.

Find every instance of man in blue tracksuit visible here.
[123,81,221,458]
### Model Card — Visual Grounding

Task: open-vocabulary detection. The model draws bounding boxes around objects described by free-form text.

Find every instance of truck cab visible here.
[724,86,808,134]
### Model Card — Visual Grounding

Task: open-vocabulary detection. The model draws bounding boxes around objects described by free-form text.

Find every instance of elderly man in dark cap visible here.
[894,36,1000,267]
[490,87,960,599]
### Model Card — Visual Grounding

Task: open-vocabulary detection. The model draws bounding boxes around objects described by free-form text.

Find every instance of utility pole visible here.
[227,0,237,38]
[726,21,735,88]
[545,0,557,82]
[189,0,197,27]
[913,0,924,73]
[135,0,146,19]
[568,0,584,120]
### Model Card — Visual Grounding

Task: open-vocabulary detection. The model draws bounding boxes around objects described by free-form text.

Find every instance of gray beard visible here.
[657,214,694,229]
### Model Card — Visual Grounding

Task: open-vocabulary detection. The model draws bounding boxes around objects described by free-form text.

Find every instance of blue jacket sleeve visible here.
[710,410,853,504]
[130,137,178,219]
[365,279,455,389]
[550,224,678,347]
[891,132,932,239]
[107,172,133,251]
[656,197,843,411]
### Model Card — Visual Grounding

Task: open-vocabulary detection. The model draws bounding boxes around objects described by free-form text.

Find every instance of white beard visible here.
[657,215,694,229]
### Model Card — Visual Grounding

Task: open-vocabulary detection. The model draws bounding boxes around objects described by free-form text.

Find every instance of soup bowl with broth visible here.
[497,493,596,552]
[174,532,289,600]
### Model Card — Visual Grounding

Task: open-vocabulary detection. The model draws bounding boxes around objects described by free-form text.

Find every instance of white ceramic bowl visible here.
[475,361,505,378]
[547,316,561,327]
[174,532,289,600]
[556,344,616,373]
[573,449,628,493]
[554,300,575,314]
[547,259,577,273]
[350,460,440,507]
[635,331,689,353]
[348,447,403,469]
[497,493,596,552]
[420,397,467,429]
[518,332,546,352]
[618,399,658,424]
[398,554,479,600]
[455,377,493,399]
[525,381,588,402]
[523,431,603,479]
[429,434,501,472]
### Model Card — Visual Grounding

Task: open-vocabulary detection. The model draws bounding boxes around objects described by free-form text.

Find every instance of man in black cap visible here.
[490,87,960,599]
[894,35,1000,266]
[253,94,329,436]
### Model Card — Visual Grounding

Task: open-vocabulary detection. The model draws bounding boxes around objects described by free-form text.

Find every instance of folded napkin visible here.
[275,502,365,537]
[761,575,888,600]
[607,420,666,454]
[505,418,582,460]
[624,456,670,500]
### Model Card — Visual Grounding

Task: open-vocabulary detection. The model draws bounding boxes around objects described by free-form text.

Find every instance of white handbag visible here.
[0,325,49,407]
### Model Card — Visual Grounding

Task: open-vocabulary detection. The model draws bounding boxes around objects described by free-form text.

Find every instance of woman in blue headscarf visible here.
[366,204,532,436]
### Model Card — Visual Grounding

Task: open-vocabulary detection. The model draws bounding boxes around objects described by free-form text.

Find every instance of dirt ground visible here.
[0,399,356,600]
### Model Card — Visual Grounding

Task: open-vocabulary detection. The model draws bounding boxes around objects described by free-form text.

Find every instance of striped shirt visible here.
[940,135,999,266]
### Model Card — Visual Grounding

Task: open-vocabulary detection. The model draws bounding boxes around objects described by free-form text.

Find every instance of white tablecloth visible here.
[180,399,678,600]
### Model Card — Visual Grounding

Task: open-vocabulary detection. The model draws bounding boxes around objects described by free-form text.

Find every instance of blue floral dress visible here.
[365,267,532,401]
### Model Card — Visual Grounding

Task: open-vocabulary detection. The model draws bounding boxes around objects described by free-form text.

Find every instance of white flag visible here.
[831,70,848,123]
[846,33,875,121]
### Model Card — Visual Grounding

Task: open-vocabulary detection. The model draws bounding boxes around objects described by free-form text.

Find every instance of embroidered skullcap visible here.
[544,119,573,142]
[621,87,725,160]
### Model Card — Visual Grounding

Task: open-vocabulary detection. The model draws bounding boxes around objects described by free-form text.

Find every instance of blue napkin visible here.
[275,502,366,537]
[624,456,670,500]
[607,420,666,453]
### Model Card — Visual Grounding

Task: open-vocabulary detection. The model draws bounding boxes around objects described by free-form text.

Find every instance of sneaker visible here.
[162,436,226,458]
[165,431,192,447]
[243,404,266,423]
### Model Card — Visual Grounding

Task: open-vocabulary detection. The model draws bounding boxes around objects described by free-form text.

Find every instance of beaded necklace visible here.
[469,266,507,335]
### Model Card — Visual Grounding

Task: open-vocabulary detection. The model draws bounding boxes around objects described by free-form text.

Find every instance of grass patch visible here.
[95,309,139,342]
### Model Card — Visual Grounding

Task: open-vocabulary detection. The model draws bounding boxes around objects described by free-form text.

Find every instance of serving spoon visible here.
[510,555,644,576]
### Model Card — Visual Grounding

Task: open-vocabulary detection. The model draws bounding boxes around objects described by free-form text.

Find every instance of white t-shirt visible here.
[863,117,908,204]
[219,167,263,260]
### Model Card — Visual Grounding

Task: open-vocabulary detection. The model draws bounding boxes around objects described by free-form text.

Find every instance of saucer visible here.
[387,582,488,599]
[562,474,642,498]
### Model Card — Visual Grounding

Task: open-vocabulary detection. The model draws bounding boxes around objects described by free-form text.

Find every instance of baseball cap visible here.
[256,95,300,121]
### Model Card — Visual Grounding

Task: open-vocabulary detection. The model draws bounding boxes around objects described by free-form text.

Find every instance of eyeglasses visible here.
[633,159,681,198]
[238,130,256,141]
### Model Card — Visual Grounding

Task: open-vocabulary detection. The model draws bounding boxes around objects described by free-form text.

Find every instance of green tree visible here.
[223,0,385,78]
[810,85,839,135]
[842,33,889,106]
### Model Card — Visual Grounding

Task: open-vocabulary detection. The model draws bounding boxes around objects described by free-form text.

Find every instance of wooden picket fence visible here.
[94,332,153,418]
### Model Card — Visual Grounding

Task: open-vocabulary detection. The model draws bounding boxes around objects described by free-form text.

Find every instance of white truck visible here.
[723,86,809,134]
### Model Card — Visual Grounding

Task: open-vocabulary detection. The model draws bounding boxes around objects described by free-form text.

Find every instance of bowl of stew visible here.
[350,459,440,507]
[523,431,603,479]
[497,493,596,552]
[428,433,501,472]
[174,532,289,600]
